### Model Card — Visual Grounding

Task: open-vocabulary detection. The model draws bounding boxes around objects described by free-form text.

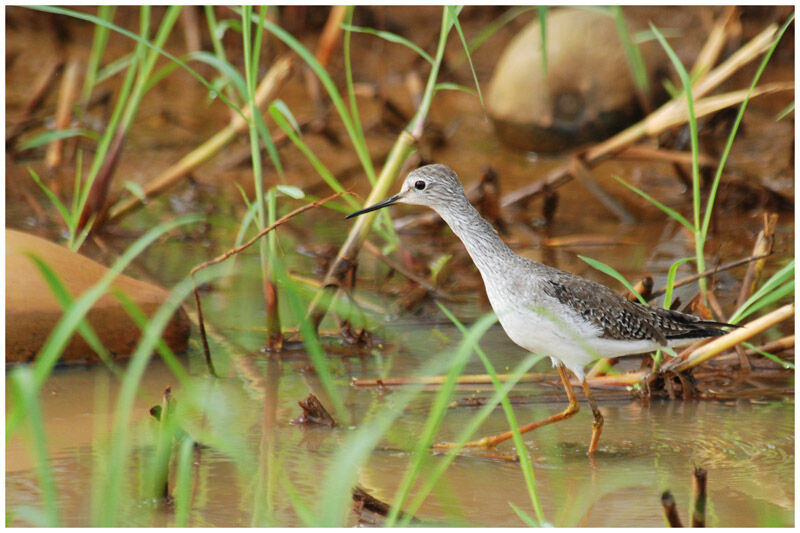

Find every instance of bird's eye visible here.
[414,180,426,190]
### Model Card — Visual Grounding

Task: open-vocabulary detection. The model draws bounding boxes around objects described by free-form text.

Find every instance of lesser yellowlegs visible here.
[346,164,729,453]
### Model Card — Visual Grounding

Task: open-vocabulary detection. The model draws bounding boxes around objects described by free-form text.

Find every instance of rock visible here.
[487,7,666,153]
[6,229,191,364]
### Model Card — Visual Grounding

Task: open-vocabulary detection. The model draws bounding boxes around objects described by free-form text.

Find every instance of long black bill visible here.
[345,194,401,219]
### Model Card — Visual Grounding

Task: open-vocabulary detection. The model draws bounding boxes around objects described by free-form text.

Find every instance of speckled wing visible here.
[541,271,729,345]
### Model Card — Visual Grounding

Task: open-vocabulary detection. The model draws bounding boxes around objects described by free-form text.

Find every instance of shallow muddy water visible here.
[6,5,794,528]
[6,334,794,527]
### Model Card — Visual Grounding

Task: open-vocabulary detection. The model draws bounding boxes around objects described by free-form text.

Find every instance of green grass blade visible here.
[741,341,794,370]
[445,6,484,109]
[468,6,537,53]
[613,174,695,231]
[342,7,370,182]
[81,6,115,105]
[579,255,648,305]
[173,438,195,527]
[434,303,547,525]
[729,259,794,323]
[28,168,73,229]
[19,128,100,151]
[95,52,133,84]
[664,257,694,309]
[699,13,795,242]
[386,313,498,525]
[25,254,115,368]
[775,101,794,120]
[537,6,548,75]
[8,367,62,526]
[279,267,349,423]
[434,82,476,95]
[510,502,542,527]
[340,23,433,64]
[315,344,460,525]
[186,50,248,99]
[29,5,244,119]
[649,23,705,286]
[733,279,794,323]
[268,102,360,209]
[613,6,649,95]
[239,8,376,183]
[97,272,205,525]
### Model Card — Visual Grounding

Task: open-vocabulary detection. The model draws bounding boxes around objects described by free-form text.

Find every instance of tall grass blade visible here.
[279,267,349,422]
[729,259,794,323]
[649,23,705,288]
[613,174,695,231]
[268,102,359,209]
[434,303,547,525]
[29,5,243,117]
[97,273,207,525]
[173,437,195,527]
[8,367,62,526]
[386,313,498,525]
[340,23,434,64]
[26,254,114,368]
[699,13,795,242]
[468,6,537,54]
[578,255,648,305]
[664,257,694,309]
[446,6,484,109]
[613,6,650,96]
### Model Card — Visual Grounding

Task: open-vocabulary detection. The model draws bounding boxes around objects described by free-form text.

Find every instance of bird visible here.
[346,164,730,454]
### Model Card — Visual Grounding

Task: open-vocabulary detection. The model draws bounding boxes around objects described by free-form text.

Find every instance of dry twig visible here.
[190,192,342,373]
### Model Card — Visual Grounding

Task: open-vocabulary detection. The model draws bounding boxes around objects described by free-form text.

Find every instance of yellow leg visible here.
[433,364,580,450]
[582,380,604,454]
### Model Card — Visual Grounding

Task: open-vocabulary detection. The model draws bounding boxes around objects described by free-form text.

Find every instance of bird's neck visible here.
[436,198,517,275]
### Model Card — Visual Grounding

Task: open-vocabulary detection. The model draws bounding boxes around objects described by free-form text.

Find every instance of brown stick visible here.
[691,466,707,527]
[7,58,63,144]
[569,156,636,223]
[190,193,342,369]
[616,146,717,167]
[736,213,778,309]
[45,58,80,169]
[661,490,684,527]
[649,252,773,300]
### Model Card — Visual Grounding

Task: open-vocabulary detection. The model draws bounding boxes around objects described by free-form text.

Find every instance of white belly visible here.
[485,283,661,381]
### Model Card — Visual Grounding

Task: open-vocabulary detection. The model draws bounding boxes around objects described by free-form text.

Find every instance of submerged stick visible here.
[661,490,683,527]
[691,466,707,527]
[190,193,342,373]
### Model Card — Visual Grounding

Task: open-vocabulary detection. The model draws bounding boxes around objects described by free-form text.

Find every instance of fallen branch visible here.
[667,303,794,372]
